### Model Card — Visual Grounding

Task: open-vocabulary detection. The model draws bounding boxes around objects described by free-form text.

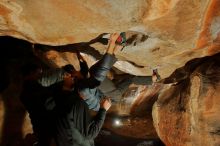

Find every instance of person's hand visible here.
[106,33,120,54]
[76,50,84,62]
[109,33,120,44]
[100,98,112,111]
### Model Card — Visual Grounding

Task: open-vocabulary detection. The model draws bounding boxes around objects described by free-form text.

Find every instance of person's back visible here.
[20,62,56,146]
[51,82,91,146]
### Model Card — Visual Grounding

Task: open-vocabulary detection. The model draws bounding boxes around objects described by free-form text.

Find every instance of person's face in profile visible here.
[63,72,75,88]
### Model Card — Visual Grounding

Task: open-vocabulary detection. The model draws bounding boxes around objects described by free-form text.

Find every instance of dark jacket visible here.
[52,53,116,146]
[77,59,105,111]
[20,68,66,145]
[20,80,56,145]
[52,88,106,146]
[78,53,116,111]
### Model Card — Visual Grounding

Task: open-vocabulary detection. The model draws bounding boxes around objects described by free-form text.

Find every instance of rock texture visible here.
[153,53,220,146]
[130,84,163,117]
[0,0,220,146]
[0,0,220,78]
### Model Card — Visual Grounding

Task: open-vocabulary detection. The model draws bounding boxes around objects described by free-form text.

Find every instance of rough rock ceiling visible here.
[0,1,220,146]
[0,0,220,78]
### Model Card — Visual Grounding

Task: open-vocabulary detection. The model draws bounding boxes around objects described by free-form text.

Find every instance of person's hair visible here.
[21,62,41,77]
[62,64,76,74]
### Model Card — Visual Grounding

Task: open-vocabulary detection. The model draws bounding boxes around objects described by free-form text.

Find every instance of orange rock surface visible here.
[0,0,219,77]
[153,53,220,146]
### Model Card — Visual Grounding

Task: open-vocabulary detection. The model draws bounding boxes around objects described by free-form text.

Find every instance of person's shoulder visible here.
[73,96,88,110]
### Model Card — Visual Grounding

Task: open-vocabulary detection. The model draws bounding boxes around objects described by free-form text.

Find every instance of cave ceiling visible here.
[0,0,220,77]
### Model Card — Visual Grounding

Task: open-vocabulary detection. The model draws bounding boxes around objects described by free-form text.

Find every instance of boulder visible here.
[153,53,220,146]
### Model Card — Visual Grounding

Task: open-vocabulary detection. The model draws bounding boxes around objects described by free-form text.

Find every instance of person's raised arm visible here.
[80,33,123,89]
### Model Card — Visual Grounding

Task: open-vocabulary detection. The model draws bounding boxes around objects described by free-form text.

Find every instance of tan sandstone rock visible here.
[153,53,220,146]
[0,0,220,78]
